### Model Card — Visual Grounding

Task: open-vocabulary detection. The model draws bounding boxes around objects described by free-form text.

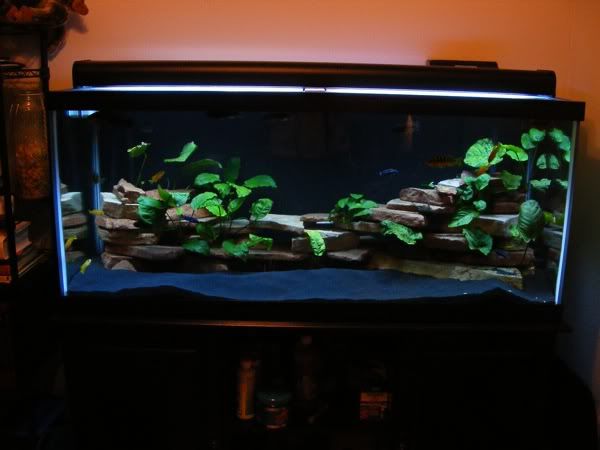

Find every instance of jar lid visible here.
[257,389,292,405]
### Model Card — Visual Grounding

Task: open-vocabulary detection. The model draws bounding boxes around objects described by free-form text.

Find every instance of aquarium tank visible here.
[47,61,584,309]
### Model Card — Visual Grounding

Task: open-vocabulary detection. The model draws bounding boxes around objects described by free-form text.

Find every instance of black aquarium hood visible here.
[72,60,558,96]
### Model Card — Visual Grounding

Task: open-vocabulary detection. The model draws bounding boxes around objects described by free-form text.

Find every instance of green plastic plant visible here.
[127,140,223,189]
[305,230,326,257]
[130,141,277,260]
[510,199,544,244]
[446,138,529,255]
[184,156,277,259]
[380,220,423,245]
[328,194,423,252]
[329,193,377,224]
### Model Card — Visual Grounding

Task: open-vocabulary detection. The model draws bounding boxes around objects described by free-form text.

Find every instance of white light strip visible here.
[67,110,97,118]
[326,87,552,100]
[84,85,305,93]
[76,84,554,100]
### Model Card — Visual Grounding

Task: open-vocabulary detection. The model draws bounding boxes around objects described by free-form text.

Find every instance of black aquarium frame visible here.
[46,60,585,121]
[48,61,585,330]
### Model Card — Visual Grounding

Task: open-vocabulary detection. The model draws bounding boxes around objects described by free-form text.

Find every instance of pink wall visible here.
[49,0,600,420]
[49,0,600,157]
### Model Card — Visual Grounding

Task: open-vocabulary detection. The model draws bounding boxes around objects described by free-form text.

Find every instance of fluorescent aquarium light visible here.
[325,87,553,100]
[82,85,305,93]
[76,85,554,100]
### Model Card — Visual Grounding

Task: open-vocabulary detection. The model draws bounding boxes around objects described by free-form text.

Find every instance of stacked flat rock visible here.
[100,181,176,271]
[95,177,536,288]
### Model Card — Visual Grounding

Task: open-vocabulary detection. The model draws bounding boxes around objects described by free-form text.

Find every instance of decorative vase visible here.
[8,89,49,199]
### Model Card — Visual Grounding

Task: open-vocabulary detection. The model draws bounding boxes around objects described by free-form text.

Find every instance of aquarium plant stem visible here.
[136,153,148,187]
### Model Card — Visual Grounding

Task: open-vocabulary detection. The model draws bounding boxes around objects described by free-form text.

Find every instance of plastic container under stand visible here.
[256,389,292,430]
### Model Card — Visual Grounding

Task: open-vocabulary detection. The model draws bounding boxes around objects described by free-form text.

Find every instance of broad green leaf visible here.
[171,192,189,207]
[458,184,474,201]
[462,227,493,255]
[501,144,528,162]
[464,138,496,168]
[361,200,378,209]
[227,197,246,214]
[205,200,227,217]
[190,192,217,210]
[137,195,165,225]
[233,184,252,198]
[158,185,171,202]
[223,157,241,182]
[336,198,349,209]
[512,199,544,243]
[563,149,571,163]
[521,133,535,150]
[182,239,210,255]
[536,154,560,170]
[473,200,487,212]
[127,142,150,158]
[213,183,232,197]
[138,195,164,209]
[500,170,522,191]
[247,234,273,251]
[156,187,188,208]
[194,172,221,186]
[164,141,198,163]
[349,201,367,210]
[448,208,479,228]
[529,128,546,143]
[555,178,568,190]
[250,198,273,220]
[182,159,222,175]
[473,173,491,191]
[350,193,364,200]
[305,230,326,256]
[530,178,552,192]
[244,175,277,189]
[353,209,372,218]
[195,223,218,242]
[176,207,183,216]
[222,239,250,260]
[381,220,423,245]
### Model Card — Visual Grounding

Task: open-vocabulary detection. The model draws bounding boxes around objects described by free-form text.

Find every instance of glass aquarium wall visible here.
[52,109,575,304]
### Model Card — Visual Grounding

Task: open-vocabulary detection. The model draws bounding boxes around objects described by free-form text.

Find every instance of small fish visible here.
[80,258,92,274]
[494,249,509,258]
[64,235,77,251]
[150,170,165,184]
[426,155,463,169]
[181,215,201,224]
[378,168,400,176]
[88,209,104,216]
[475,145,501,175]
